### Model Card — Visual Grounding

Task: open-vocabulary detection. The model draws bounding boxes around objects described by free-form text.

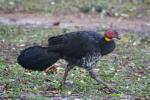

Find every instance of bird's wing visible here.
[47,31,102,56]
[48,33,83,54]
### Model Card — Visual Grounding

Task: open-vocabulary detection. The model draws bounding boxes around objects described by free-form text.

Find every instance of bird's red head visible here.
[104,30,120,42]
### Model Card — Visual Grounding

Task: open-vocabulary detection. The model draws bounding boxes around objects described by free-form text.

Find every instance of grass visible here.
[0,0,109,13]
[0,25,150,99]
[0,0,150,18]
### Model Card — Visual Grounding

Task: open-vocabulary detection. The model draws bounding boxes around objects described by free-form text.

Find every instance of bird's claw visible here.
[60,80,74,88]
[100,86,120,94]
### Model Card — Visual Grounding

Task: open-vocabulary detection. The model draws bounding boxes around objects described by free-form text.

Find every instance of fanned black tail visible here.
[17,46,61,71]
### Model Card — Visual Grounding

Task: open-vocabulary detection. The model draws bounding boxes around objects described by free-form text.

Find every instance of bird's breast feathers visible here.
[82,52,101,68]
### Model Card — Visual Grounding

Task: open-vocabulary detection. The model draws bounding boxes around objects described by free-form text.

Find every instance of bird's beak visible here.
[114,34,120,40]
[116,36,120,40]
[114,32,120,40]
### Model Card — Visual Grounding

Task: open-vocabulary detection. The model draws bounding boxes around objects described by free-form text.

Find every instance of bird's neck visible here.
[99,37,115,56]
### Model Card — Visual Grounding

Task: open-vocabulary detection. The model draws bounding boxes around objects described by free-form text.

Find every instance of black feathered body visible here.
[18,31,116,71]
[48,31,116,70]
[17,46,60,71]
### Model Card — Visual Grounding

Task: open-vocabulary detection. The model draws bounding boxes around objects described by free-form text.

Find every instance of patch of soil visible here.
[0,12,150,34]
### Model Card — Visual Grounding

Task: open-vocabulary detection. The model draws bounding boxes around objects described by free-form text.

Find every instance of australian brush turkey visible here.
[17,30,120,92]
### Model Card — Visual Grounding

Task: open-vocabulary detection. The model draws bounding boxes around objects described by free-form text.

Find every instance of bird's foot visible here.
[100,86,120,94]
[60,80,74,88]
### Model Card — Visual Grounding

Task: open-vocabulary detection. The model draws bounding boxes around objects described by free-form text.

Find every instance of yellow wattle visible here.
[104,37,112,42]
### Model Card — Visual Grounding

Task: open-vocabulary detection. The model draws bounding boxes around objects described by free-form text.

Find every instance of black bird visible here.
[17,30,120,92]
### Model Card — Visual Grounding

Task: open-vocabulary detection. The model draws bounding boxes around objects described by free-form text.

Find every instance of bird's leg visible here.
[61,63,74,85]
[88,69,108,87]
[88,68,120,93]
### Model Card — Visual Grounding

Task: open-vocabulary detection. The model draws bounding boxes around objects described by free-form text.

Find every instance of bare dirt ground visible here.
[0,12,150,34]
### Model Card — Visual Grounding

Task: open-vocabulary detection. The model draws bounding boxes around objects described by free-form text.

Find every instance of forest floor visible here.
[0,11,150,99]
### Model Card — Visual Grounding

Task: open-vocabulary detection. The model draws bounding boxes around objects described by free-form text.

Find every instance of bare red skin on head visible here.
[104,31,113,39]
[104,30,119,39]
